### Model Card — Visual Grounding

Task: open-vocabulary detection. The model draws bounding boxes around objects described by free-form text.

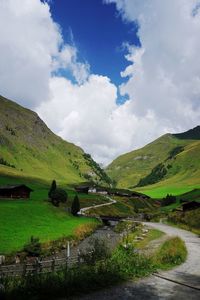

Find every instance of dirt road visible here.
[79,196,116,215]
[74,222,200,300]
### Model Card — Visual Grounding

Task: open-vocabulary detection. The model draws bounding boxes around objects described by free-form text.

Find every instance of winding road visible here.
[74,222,200,300]
[79,196,116,215]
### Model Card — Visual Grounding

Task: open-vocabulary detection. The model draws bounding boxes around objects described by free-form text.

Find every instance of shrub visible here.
[80,237,111,265]
[23,236,41,257]
[136,163,167,187]
[51,189,68,207]
[161,194,176,206]
[156,236,187,267]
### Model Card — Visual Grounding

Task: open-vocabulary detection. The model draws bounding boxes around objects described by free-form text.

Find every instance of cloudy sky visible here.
[0,0,200,165]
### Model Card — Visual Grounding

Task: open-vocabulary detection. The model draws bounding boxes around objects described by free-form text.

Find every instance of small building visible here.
[88,187,97,193]
[181,201,200,211]
[0,184,33,199]
[75,185,89,194]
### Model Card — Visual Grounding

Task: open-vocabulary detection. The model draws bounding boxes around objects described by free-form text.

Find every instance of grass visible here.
[137,184,200,199]
[155,236,187,269]
[0,227,187,300]
[0,175,106,255]
[0,95,110,186]
[167,208,200,235]
[87,196,156,217]
[106,129,200,198]
[133,229,164,249]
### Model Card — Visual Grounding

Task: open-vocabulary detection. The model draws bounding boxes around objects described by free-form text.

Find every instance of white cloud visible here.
[0,0,61,107]
[1,0,200,165]
[0,0,88,107]
[106,0,200,132]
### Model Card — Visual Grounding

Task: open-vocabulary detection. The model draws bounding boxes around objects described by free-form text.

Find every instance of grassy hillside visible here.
[106,127,200,196]
[0,175,104,254]
[0,95,111,185]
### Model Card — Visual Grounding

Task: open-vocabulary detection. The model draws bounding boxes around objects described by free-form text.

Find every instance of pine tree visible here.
[71,195,80,216]
[48,180,57,198]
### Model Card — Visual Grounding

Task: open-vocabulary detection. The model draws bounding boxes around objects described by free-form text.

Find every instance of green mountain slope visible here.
[0,95,111,185]
[106,127,200,195]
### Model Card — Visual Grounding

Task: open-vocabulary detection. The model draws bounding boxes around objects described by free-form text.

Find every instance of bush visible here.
[161,194,176,206]
[156,236,187,267]
[51,189,68,207]
[23,236,41,257]
[80,237,111,265]
[136,163,167,187]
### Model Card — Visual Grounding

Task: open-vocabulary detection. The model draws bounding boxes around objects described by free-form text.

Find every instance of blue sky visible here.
[50,0,140,87]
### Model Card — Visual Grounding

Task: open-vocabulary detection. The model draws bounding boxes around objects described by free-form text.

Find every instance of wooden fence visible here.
[0,252,81,277]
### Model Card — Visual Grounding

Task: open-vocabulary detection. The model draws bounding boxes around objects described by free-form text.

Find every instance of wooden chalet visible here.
[75,185,90,194]
[181,201,200,211]
[0,185,33,199]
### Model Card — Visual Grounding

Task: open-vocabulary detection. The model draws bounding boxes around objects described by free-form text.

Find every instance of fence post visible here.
[66,241,70,269]
[22,261,27,277]
[77,248,81,267]
[51,257,55,272]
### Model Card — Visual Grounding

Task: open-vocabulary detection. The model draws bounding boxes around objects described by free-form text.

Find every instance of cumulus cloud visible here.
[106,0,200,132]
[1,0,200,165]
[0,0,88,107]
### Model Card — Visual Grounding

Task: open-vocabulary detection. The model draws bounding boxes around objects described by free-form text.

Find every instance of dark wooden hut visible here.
[181,201,200,211]
[74,185,89,194]
[0,185,33,199]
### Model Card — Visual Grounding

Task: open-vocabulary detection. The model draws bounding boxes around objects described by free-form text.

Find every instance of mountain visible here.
[0,95,111,185]
[106,127,200,194]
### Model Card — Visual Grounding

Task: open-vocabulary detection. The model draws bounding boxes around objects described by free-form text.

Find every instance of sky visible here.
[0,0,200,165]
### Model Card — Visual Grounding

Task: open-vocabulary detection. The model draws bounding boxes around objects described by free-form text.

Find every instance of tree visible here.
[161,194,176,206]
[71,195,80,216]
[51,188,68,207]
[48,180,57,198]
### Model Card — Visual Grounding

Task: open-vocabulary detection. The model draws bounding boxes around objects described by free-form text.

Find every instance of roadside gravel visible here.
[73,222,200,300]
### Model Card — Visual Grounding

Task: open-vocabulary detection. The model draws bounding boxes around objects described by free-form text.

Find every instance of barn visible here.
[181,201,200,211]
[0,185,33,199]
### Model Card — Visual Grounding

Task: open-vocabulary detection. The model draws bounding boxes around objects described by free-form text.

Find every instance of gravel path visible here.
[73,222,200,300]
[79,196,116,215]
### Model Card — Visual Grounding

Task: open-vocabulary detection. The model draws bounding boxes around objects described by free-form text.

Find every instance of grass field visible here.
[137,183,200,198]
[106,130,200,198]
[0,175,104,254]
[87,195,157,217]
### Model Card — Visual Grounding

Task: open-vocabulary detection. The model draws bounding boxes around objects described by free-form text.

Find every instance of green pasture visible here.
[0,175,103,254]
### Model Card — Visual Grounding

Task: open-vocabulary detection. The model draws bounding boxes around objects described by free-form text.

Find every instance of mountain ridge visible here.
[106,126,200,192]
[0,95,111,185]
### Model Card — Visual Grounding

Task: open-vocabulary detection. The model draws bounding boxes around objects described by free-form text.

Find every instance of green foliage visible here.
[23,236,41,257]
[48,180,57,198]
[71,195,80,216]
[136,163,167,187]
[51,188,68,206]
[83,153,113,186]
[156,237,187,267]
[0,234,187,299]
[80,237,111,265]
[0,157,15,168]
[161,194,176,206]
[168,146,184,159]
[0,176,100,254]
[168,208,200,231]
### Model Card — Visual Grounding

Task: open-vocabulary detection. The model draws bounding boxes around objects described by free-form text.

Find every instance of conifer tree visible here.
[48,180,57,198]
[71,195,80,216]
